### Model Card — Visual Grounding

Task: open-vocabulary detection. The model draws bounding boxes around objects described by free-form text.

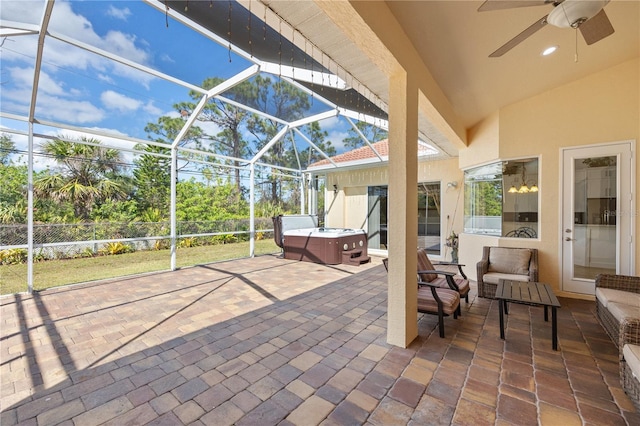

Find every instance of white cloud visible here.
[49,2,105,49]
[37,94,106,124]
[321,116,342,130]
[102,31,150,65]
[159,53,175,64]
[327,130,350,151]
[40,38,107,74]
[143,101,163,116]
[2,67,105,123]
[196,120,224,138]
[98,74,116,85]
[106,5,132,21]
[17,2,155,87]
[3,88,105,125]
[0,1,45,25]
[8,66,68,97]
[101,90,142,112]
[0,36,38,64]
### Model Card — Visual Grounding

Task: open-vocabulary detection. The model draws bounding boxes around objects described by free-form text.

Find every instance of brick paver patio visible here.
[1,255,638,425]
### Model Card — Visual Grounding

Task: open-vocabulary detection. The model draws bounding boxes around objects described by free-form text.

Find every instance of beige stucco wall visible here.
[324,157,464,260]
[460,58,640,297]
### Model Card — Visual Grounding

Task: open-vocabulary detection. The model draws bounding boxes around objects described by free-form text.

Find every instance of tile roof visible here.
[308,139,436,169]
[309,139,388,168]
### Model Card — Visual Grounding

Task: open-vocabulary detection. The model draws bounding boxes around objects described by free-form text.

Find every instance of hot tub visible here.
[282,227,370,265]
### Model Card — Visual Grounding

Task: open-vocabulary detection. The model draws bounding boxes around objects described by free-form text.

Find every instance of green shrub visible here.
[154,239,170,250]
[74,247,96,259]
[0,248,28,265]
[212,234,237,244]
[178,237,198,248]
[100,242,133,256]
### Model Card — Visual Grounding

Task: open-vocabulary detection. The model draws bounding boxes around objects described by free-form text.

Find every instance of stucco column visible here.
[387,69,419,347]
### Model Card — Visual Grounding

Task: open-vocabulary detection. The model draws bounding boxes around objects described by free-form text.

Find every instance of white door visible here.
[562,141,634,295]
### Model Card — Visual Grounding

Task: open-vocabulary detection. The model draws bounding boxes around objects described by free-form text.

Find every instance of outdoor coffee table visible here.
[496,280,562,350]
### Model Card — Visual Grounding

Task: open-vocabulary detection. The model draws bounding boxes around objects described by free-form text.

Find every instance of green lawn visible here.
[0,240,280,295]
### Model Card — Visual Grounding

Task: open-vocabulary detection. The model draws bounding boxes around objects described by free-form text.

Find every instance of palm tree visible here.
[34,136,126,221]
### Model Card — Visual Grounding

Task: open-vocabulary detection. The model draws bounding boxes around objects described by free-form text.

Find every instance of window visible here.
[367,182,442,252]
[367,186,388,250]
[418,183,442,255]
[464,158,539,238]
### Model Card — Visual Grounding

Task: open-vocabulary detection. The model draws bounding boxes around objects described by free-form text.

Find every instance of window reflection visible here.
[464,158,539,238]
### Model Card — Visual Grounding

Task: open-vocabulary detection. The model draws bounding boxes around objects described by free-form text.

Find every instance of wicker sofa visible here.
[595,274,640,352]
[594,274,640,411]
[476,246,538,298]
[621,333,640,412]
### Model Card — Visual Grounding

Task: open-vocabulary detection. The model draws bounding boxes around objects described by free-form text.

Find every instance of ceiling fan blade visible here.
[478,0,556,12]
[579,9,614,45]
[489,15,548,57]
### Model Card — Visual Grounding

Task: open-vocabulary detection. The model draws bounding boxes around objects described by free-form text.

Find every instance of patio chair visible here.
[476,246,538,298]
[383,257,461,338]
[417,248,470,303]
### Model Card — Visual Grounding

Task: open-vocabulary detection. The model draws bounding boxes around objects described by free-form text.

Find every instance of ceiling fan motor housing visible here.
[547,0,609,28]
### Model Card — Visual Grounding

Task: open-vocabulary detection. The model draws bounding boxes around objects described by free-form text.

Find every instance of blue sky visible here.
[0,0,359,167]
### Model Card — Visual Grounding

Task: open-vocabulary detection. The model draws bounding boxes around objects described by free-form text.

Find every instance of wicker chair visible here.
[383,257,460,338]
[476,246,538,298]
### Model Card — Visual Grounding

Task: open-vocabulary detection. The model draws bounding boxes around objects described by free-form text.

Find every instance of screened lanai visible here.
[0,0,448,294]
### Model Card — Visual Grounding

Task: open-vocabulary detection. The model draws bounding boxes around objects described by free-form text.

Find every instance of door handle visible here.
[565,237,573,241]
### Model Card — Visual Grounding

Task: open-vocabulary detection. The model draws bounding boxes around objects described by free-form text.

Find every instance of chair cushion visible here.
[417,249,437,283]
[488,247,532,275]
[607,301,640,323]
[483,272,531,285]
[623,344,640,378]
[417,287,459,315]
[431,276,470,296]
[595,288,640,308]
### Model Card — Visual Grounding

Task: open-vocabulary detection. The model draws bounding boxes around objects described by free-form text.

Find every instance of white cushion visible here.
[607,302,640,323]
[596,288,640,308]
[488,248,532,275]
[483,272,531,285]
[623,344,640,378]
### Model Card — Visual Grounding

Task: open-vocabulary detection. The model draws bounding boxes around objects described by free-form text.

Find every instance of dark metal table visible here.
[496,280,562,350]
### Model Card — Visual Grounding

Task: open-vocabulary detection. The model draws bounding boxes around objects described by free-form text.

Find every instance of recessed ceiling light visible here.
[542,46,558,56]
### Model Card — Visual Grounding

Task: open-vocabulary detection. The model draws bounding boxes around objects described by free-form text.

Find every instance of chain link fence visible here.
[0,218,276,263]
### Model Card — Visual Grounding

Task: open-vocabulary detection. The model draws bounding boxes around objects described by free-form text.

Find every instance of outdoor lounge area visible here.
[1,256,639,425]
[1,1,639,425]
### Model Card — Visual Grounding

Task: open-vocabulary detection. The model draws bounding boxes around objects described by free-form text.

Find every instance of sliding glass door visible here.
[419,183,442,256]
[367,183,441,253]
[367,186,388,250]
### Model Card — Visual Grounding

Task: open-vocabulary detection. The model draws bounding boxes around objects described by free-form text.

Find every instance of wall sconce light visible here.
[447,181,458,189]
[333,184,338,194]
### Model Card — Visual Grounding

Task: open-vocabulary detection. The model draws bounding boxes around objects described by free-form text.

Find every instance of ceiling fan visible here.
[479,0,615,57]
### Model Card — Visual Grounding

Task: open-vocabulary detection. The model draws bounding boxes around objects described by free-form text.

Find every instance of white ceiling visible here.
[269,0,640,151]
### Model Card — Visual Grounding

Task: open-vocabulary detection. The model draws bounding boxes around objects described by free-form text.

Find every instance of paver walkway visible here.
[1,255,638,425]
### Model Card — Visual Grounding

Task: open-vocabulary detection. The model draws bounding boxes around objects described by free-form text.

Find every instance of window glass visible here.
[464,158,539,238]
[367,186,388,250]
[464,163,503,235]
[418,183,441,255]
[367,182,441,251]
